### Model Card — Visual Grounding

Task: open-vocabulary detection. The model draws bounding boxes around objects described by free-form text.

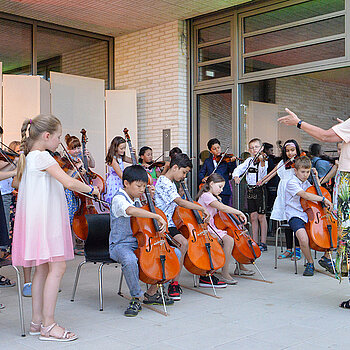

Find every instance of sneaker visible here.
[143,291,174,305]
[199,275,227,288]
[303,263,314,276]
[124,298,142,317]
[22,282,32,297]
[318,256,335,274]
[168,281,182,301]
[259,243,267,252]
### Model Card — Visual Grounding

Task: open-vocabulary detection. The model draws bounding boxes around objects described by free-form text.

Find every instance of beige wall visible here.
[115,20,188,158]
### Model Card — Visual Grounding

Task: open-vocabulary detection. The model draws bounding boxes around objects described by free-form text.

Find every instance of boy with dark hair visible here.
[198,138,237,205]
[109,165,174,317]
[155,153,226,299]
[285,156,333,276]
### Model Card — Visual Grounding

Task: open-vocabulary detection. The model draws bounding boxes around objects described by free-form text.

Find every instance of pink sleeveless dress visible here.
[12,150,74,267]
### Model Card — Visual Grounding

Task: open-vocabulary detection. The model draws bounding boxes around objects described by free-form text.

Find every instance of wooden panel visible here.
[50,72,106,177]
[105,89,137,158]
[2,75,49,144]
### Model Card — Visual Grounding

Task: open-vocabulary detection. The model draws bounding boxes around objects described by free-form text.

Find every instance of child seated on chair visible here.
[285,156,333,276]
[109,165,175,317]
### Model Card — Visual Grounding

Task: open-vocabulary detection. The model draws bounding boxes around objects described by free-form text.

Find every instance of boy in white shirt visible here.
[285,156,332,276]
[233,138,268,251]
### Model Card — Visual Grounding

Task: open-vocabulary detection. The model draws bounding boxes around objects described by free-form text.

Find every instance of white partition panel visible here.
[3,75,50,144]
[105,90,137,157]
[50,72,105,177]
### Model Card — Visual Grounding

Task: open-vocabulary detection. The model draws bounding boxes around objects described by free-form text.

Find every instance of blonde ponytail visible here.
[16,114,61,182]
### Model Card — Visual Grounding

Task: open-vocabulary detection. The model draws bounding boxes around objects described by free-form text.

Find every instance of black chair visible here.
[70,214,119,311]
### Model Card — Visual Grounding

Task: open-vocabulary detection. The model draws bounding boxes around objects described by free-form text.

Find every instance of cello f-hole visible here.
[191,229,197,243]
[145,237,153,252]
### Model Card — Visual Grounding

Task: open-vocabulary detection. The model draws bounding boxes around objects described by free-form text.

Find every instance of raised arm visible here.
[278,108,342,143]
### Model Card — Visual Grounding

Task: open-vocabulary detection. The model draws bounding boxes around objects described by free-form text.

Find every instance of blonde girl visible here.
[12,115,99,342]
[197,173,254,284]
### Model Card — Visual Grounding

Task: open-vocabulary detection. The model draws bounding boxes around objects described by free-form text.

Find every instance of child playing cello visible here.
[285,156,333,276]
[197,173,255,283]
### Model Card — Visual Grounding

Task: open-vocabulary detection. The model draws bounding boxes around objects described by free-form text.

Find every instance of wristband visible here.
[321,196,325,203]
[87,185,94,195]
[297,120,303,129]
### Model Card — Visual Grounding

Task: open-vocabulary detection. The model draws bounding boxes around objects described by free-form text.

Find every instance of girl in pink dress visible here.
[197,173,253,284]
[12,115,99,342]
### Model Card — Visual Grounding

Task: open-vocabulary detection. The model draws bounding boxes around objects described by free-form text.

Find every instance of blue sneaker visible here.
[303,263,314,276]
[22,282,32,297]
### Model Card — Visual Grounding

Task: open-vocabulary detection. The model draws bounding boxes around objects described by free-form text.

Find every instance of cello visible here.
[172,181,225,276]
[131,185,180,285]
[72,129,105,240]
[300,168,337,252]
[214,211,261,264]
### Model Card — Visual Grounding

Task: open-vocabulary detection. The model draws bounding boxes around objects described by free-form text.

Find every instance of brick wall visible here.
[115,21,188,157]
[275,75,350,152]
[61,41,109,89]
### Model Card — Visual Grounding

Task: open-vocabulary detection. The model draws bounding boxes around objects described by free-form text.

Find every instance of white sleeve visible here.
[35,151,58,171]
[232,158,251,178]
[111,195,133,218]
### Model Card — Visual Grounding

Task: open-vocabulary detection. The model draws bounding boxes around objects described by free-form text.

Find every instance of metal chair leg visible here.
[193,274,199,288]
[293,232,297,274]
[11,265,25,337]
[71,260,86,302]
[275,227,280,269]
[118,271,124,295]
[98,263,105,311]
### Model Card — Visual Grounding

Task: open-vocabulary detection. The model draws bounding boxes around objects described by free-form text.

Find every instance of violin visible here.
[300,168,337,252]
[214,211,261,264]
[287,152,307,169]
[0,149,18,163]
[72,129,105,241]
[172,181,225,276]
[147,161,165,169]
[131,185,180,284]
[213,153,242,163]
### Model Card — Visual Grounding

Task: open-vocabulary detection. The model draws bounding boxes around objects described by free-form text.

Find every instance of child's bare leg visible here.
[258,214,267,244]
[296,229,313,263]
[32,263,49,324]
[250,212,259,242]
[172,234,188,283]
[221,235,234,279]
[23,267,32,284]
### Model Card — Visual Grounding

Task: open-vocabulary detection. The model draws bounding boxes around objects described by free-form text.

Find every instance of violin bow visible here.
[0,148,17,168]
[59,143,88,185]
[238,144,264,182]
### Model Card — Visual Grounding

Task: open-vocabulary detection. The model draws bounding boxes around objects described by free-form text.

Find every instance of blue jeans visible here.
[110,242,143,298]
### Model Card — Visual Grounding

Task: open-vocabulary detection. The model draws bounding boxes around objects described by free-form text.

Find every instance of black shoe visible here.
[199,275,227,288]
[303,263,314,276]
[168,282,182,301]
[259,243,267,252]
[143,291,174,305]
[124,298,142,317]
[318,256,335,274]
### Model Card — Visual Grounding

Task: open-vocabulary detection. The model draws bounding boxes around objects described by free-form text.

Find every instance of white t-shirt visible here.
[154,175,180,227]
[285,174,311,223]
[111,188,135,218]
[332,118,350,172]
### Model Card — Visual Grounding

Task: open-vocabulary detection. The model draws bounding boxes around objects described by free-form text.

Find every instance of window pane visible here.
[244,16,345,53]
[198,22,230,44]
[197,91,232,160]
[198,42,230,62]
[244,39,345,73]
[244,0,345,33]
[0,19,32,74]
[37,27,109,88]
[199,61,231,81]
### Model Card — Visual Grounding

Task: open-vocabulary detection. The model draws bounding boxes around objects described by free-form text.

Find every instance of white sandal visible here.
[29,321,41,336]
[39,323,78,342]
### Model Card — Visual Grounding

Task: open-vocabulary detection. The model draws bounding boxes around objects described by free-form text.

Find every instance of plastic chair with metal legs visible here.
[274,221,298,274]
